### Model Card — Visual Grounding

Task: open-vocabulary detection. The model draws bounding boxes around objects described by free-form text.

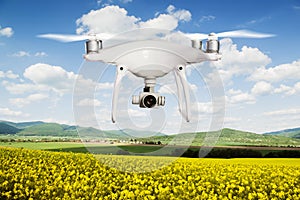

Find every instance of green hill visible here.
[1,120,300,147]
[139,128,300,147]
[265,127,300,139]
[17,123,77,136]
[0,120,44,129]
[16,123,134,139]
[0,123,20,134]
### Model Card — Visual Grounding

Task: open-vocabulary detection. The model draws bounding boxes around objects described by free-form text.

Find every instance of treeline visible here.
[172,148,300,158]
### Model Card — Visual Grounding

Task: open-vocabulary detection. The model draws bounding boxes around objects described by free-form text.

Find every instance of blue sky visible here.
[0,0,300,134]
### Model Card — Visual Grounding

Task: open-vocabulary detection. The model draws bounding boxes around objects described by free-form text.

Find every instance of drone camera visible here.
[132,92,165,108]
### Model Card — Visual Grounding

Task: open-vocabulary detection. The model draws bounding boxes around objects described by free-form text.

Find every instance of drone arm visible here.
[174,65,191,122]
[112,65,127,123]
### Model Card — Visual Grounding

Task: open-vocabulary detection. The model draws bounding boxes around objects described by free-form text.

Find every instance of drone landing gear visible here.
[174,65,191,122]
[112,65,127,123]
[111,65,190,123]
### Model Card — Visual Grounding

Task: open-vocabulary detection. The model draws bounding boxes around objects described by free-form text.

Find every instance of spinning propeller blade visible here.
[185,29,275,40]
[37,33,115,42]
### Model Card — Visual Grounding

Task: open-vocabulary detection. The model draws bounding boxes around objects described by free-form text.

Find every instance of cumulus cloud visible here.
[10,93,49,107]
[249,60,300,82]
[273,82,300,96]
[0,25,13,37]
[76,98,102,107]
[251,81,273,96]
[76,6,140,34]
[2,81,48,95]
[127,108,148,117]
[23,63,77,94]
[212,38,271,82]
[263,108,300,116]
[0,70,19,79]
[166,5,191,22]
[158,82,197,94]
[3,63,113,96]
[227,89,256,104]
[0,107,25,117]
[76,5,191,35]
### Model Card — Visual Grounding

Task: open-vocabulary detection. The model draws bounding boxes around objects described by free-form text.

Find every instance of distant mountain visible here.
[18,123,78,137]
[264,127,300,139]
[1,120,300,146]
[140,128,300,147]
[0,123,20,134]
[0,120,44,129]
[0,120,165,139]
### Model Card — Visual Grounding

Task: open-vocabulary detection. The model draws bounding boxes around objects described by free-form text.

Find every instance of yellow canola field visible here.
[0,147,300,200]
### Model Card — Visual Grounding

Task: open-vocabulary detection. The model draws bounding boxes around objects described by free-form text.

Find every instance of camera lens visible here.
[143,95,157,108]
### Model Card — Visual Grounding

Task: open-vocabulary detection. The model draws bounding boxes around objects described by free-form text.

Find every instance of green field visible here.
[1,141,300,158]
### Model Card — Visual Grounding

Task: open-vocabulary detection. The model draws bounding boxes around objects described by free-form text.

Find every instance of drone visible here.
[38,29,274,123]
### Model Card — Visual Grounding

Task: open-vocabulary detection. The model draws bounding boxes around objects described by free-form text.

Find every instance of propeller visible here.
[185,29,275,40]
[37,29,171,43]
[37,29,275,44]
[37,33,115,42]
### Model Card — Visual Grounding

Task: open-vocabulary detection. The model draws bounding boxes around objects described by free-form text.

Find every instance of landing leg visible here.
[174,65,191,122]
[112,65,127,123]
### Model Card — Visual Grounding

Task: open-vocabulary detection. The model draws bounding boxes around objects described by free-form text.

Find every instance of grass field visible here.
[1,141,300,158]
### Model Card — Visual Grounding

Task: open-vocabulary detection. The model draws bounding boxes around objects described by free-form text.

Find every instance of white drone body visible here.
[84,38,221,123]
[38,29,274,123]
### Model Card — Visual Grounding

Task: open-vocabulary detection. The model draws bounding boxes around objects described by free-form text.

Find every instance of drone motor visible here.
[85,39,102,54]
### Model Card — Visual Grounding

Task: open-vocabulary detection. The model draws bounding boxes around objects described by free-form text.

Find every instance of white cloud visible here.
[212,38,271,82]
[249,60,300,82]
[3,63,112,97]
[199,15,216,23]
[140,14,178,31]
[224,116,241,123]
[77,98,102,107]
[2,81,48,95]
[263,108,300,116]
[158,82,197,94]
[34,52,48,57]
[0,70,19,79]
[193,102,214,114]
[12,51,30,57]
[0,25,13,37]
[238,16,271,28]
[23,63,77,94]
[273,82,300,96]
[11,51,48,57]
[166,5,191,22]
[76,5,140,34]
[140,5,191,30]
[76,5,191,35]
[127,108,148,117]
[0,107,24,117]
[120,0,132,3]
[251,81,273,96]
[10,94,49,107]
[95,82,114,90]
[227,89,256,104]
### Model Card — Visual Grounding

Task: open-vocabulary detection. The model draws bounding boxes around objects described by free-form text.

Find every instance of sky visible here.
[0,0,300,134]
